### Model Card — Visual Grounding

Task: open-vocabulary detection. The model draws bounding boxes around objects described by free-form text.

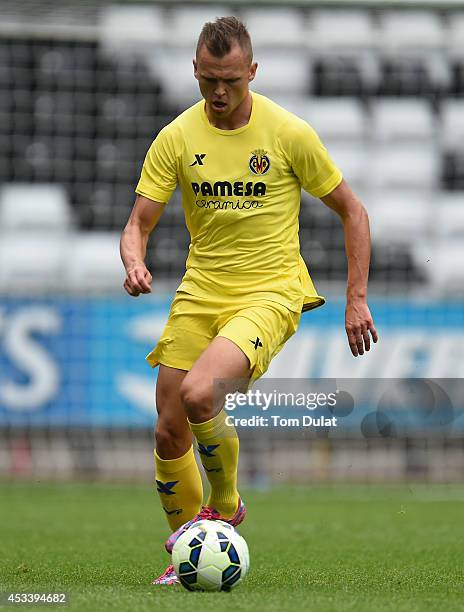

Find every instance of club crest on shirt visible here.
[249,149,270,175]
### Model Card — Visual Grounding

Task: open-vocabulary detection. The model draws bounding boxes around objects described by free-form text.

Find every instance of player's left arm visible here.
[320,179,378,356]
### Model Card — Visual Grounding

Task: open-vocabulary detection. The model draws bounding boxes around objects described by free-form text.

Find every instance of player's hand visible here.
[123,264,152,297]
[345,300,378,357]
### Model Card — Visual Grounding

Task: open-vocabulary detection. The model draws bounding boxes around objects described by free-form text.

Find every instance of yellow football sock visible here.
[154,445,203,531]
[189,409,240,519]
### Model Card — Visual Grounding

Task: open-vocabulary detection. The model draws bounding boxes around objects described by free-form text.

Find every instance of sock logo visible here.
[156,480,179,495]
[250,336,263,350]
[198,443,220,457]
[163,506,183,515]
[204,466,222,473]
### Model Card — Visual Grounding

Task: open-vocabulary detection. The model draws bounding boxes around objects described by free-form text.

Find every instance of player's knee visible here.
[179,378,214,422]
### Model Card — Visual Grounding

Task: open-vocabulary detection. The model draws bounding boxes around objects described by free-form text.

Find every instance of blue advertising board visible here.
[0,296,463,428]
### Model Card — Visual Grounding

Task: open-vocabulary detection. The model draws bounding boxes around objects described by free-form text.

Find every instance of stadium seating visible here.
[0,183,73,233]
[371,99,436,144]
[303,98,367,143]
[379,11,445,52]
[440,99,464,150]
[246,50,311,96]
[167,6,232,49]
[271,97,367,145]
[416,241,464,296]
[447,12,464,60]
[308,10,380,96]
[99,5,166,57]
[66,232,125,293]
[327,144,369,191]
[307,10,375,52]
[0,6,464,292]
[435,193,464,240]
[368,191,433,245]
[368,145,440,191]
[378,11,451,95]
[0,234,67,294]
[242,8,305,49]
[149,48,201,108]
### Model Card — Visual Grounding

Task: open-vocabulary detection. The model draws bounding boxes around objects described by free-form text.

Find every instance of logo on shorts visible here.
[250,337,263,350]
[249,149,270,175]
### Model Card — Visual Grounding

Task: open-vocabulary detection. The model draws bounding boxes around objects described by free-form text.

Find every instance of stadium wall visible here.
[1,297,463,483]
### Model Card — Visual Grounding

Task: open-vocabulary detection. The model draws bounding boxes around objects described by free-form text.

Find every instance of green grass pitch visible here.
[1,482,464,611]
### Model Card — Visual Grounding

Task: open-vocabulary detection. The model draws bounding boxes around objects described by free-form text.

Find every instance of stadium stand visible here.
[441,98,464,149]
[368,191,433,245]
[167,6,232,48]
[0,183,73,233]
[249,49,311,96]
[1,2,463,486]
[436,193,464,240]
[287,97,367,144]
[67,232,125,293]
[378,10,451,96]
[0,3,463,291]
[308,10,380,97]
[99,5,166,57]
[368,144,440,191]
[0,234,68,294]
[371,99,436,144]
[242,7,306,49]
[416,241,464,297]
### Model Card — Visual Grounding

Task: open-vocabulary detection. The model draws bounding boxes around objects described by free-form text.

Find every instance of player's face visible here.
[194,43,257,118]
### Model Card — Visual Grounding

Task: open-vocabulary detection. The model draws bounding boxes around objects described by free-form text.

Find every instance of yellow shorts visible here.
[146,292,301,382]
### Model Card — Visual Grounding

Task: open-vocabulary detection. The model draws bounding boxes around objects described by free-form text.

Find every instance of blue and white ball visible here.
[172,519,250,591]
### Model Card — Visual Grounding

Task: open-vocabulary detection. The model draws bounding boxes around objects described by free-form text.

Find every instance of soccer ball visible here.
[172,519,250,591]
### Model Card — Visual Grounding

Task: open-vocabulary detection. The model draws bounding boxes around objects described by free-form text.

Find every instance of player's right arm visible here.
[122,122,179,297]
[120,195,165,297]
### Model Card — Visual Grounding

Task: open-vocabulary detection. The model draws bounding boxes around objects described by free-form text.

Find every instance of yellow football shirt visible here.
[135,91,342,313]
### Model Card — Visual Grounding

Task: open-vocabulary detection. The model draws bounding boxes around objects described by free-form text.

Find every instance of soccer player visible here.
[120,17,378,585]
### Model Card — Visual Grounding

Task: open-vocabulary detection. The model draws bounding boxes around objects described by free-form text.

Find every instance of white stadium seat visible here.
[270,95,311,120]
[440,99,464,150]
[270,97,367,143]
[371,99,436,144]
[368,145,440,191]
[242,8,305,48]
[435,193,464,239]
[378,11,451,93]
[168,7,231,49]
[0,235,67,294]
[252,50,310,96]
[327,144,369,191]
[379,11,445,51]
[99,5,166,56]
[66,232,125,293]
[307,10,376,51]
[305,11,380,94]
[416,241,464,297]
[302,98,367,143]
[447,13,464,59]
[368,191,432,245]
[0,183,73,233]
[150,49,202,108]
